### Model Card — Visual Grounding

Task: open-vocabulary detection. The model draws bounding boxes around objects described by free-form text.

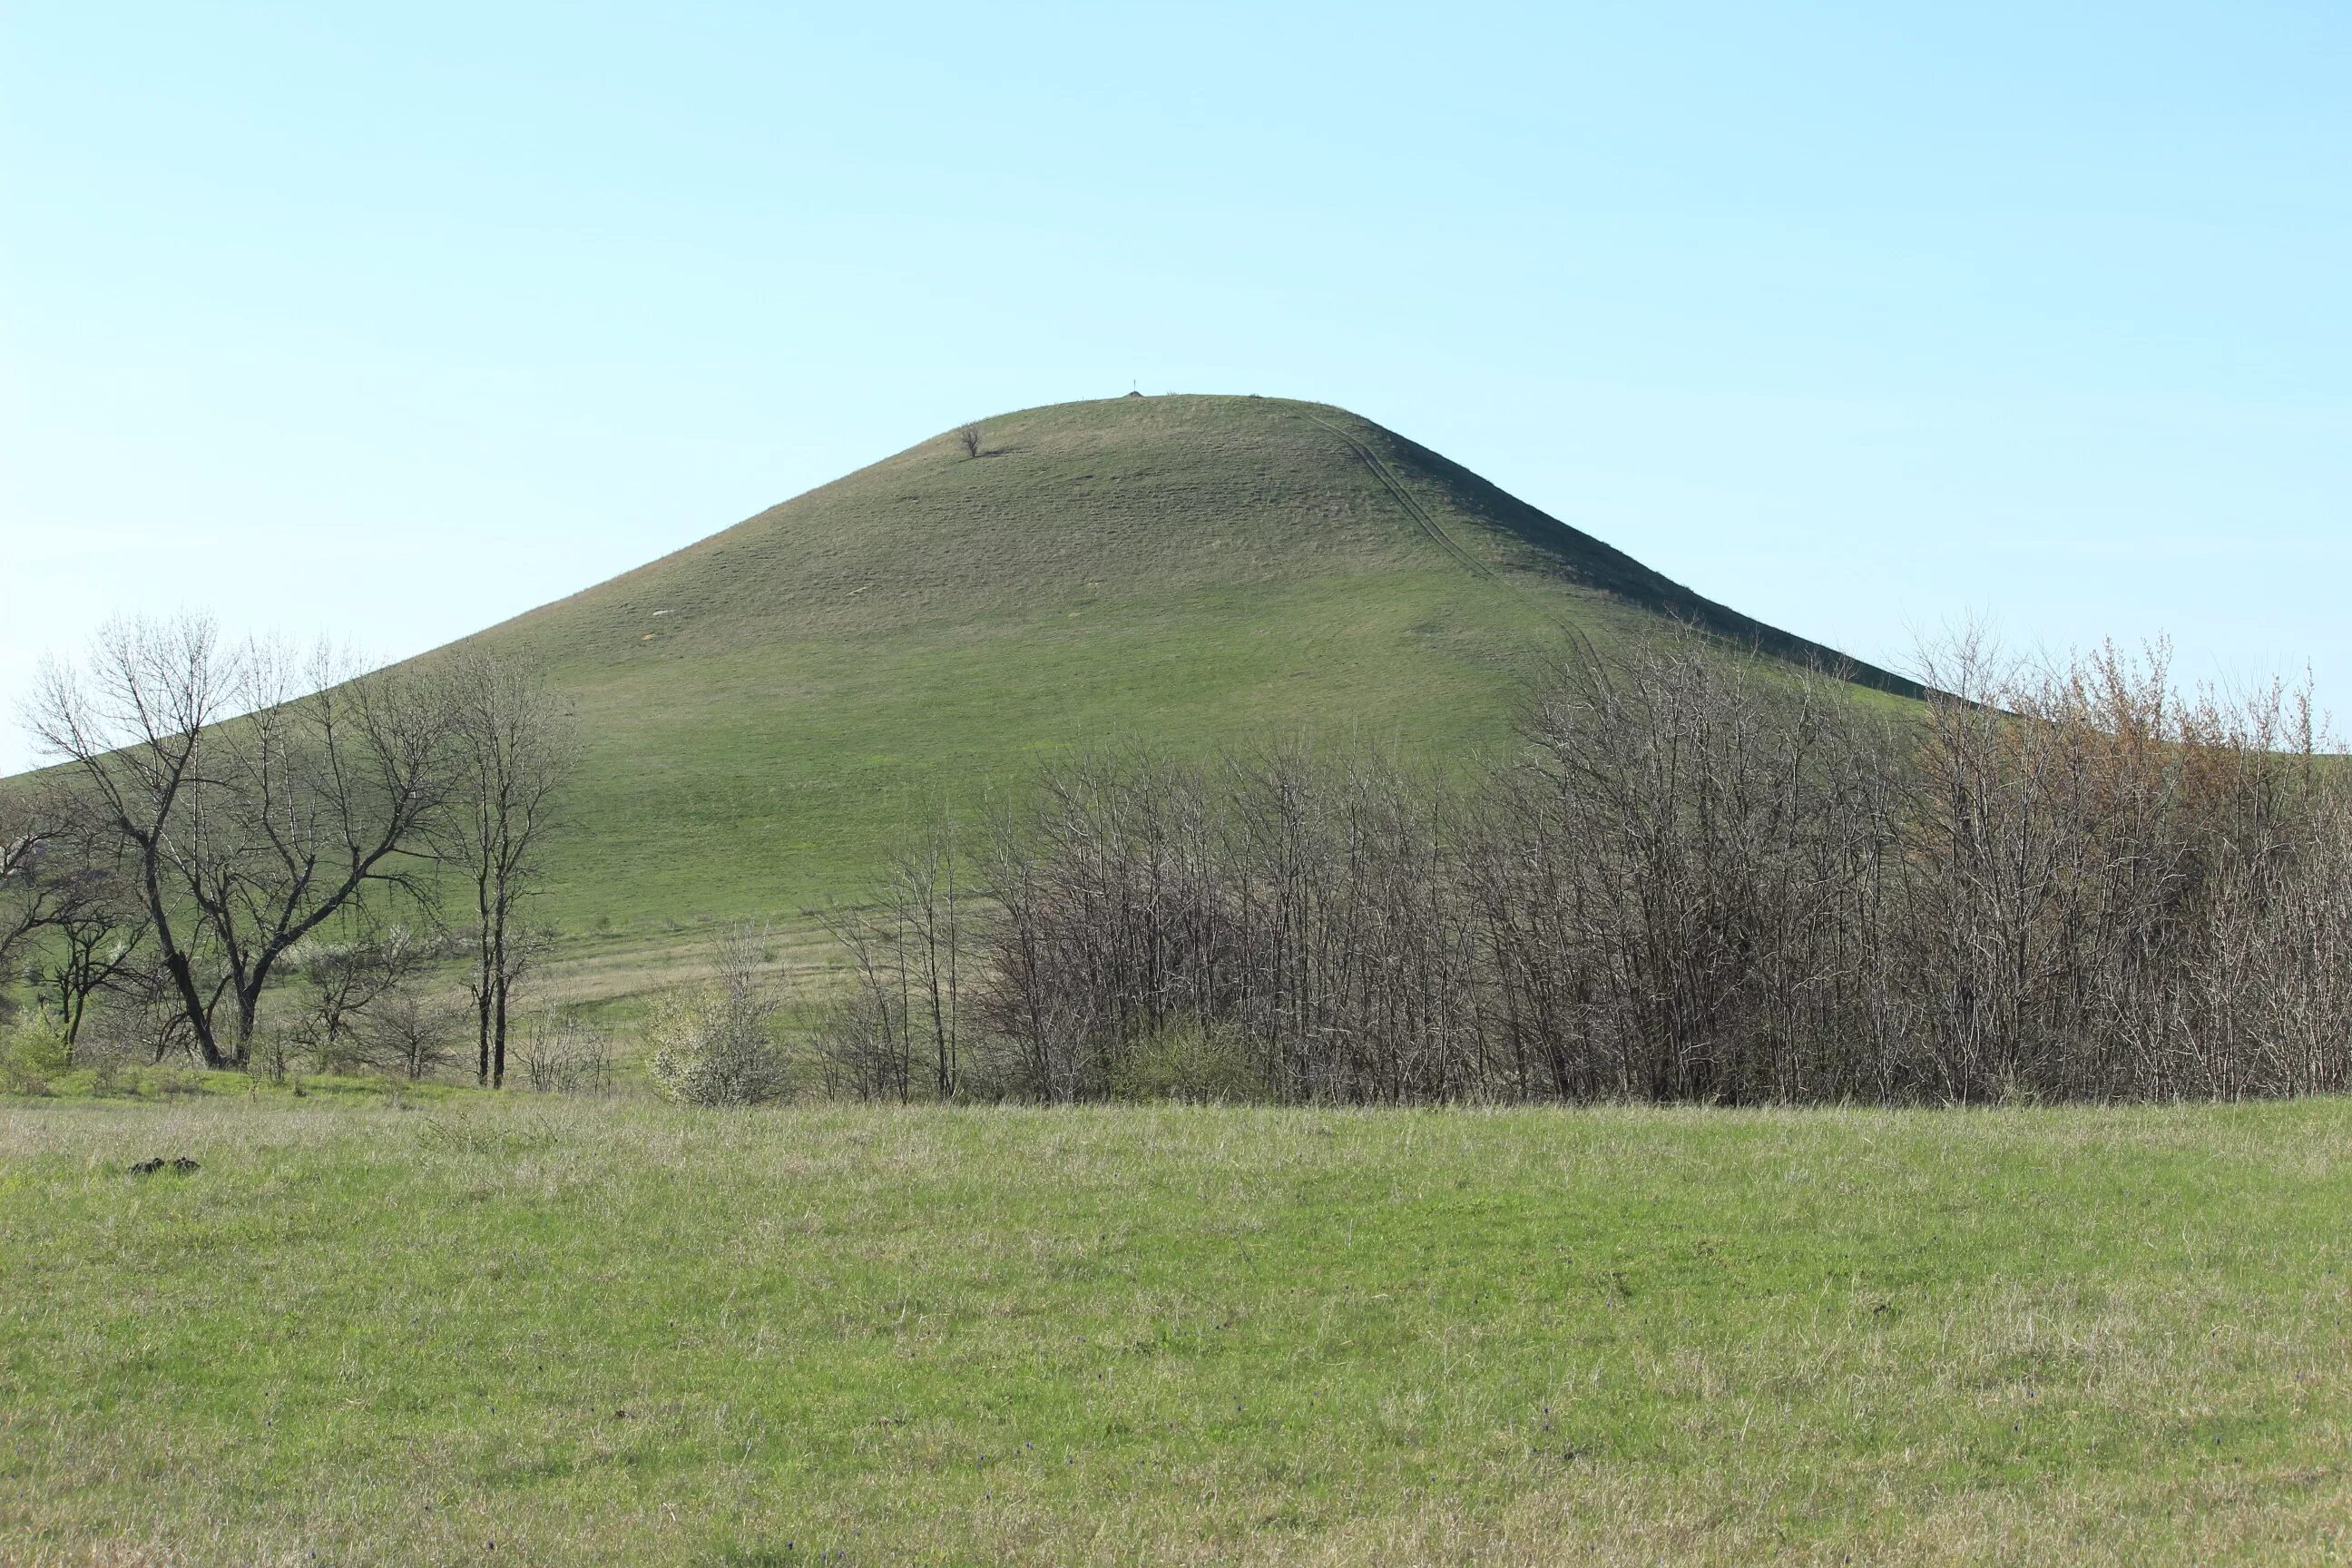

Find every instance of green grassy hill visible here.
[455,394,1912,933]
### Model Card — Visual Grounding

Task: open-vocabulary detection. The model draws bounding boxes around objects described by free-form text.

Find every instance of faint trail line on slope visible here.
[1294,409,1489,580]
[1291,408,1574,632]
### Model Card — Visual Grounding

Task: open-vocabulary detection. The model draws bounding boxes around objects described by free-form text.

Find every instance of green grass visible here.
[6,1093,2348,1564]
[444,394,1916,941]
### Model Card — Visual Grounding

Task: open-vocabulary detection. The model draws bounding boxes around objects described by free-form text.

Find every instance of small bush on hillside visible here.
[153,1067,206,1098]
[649,992,787,1106]
[1112,1020,1273,1103]
[648,926,789,1106]
[0,1015,71,1095]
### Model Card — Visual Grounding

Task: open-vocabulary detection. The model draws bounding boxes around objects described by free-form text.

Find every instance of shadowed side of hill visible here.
[440,395,1915,929]
[1348,415,1917,690]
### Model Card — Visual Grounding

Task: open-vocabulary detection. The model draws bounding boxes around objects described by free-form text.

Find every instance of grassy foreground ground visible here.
[5,1094,2348,1565]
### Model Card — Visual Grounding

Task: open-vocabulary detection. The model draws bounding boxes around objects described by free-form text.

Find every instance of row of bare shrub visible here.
[853,632,2351,1105]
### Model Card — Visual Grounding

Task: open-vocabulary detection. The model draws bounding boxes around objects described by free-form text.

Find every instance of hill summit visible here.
[456,394,1910,923]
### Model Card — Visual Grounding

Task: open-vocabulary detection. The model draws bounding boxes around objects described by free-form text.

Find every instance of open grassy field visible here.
[5,1093,2348,1565]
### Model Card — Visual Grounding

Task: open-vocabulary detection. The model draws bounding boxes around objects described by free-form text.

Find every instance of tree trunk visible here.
[492,987,509,1089]
[475,866,495,1086]
[237,991,260,1060]
[489,889,510,1089]
[165,948,227,1070]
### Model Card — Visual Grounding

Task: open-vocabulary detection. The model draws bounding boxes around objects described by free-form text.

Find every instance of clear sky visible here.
[4,2,2347,770]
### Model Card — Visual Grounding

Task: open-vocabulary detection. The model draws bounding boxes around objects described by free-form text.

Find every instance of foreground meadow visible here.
[4,1095,2349,1565]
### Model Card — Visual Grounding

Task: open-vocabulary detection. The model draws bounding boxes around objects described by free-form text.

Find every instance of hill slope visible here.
[457,394,1912,927]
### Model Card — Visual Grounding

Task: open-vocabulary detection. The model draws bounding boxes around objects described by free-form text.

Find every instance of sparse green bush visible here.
[1112,1019,1272,1103]
[648,926,789,1106]
[648,993,788,1106]
[0,1014,71,1095]
[152,1066,205,1098]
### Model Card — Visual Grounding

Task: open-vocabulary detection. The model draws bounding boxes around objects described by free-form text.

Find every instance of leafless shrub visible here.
[811,826,967,1100]
[975,745,1484,1103]
[1477,632,1912,1103]
[72,955,204,1067]
[514,1008,613,1094]
[954,629,2352,1106]
[956,422,984,459]
[361,989,465,1081]
[0,787,63,980]
[1897,634,2344,1101]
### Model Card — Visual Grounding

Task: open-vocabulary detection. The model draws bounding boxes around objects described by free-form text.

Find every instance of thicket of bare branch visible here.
[960,633,2352,1105]
[0,788,62,976]
[810,827,967,1100]
[514,1008,614,1094]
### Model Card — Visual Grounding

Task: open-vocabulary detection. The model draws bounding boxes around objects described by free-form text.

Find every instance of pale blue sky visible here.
[5,2,2347,769]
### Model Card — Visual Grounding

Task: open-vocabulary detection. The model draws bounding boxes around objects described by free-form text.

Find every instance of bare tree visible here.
[439,649,575,1088]
[27,616,459,1068]
[956,422,983,459]
[24,618,238,1064]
